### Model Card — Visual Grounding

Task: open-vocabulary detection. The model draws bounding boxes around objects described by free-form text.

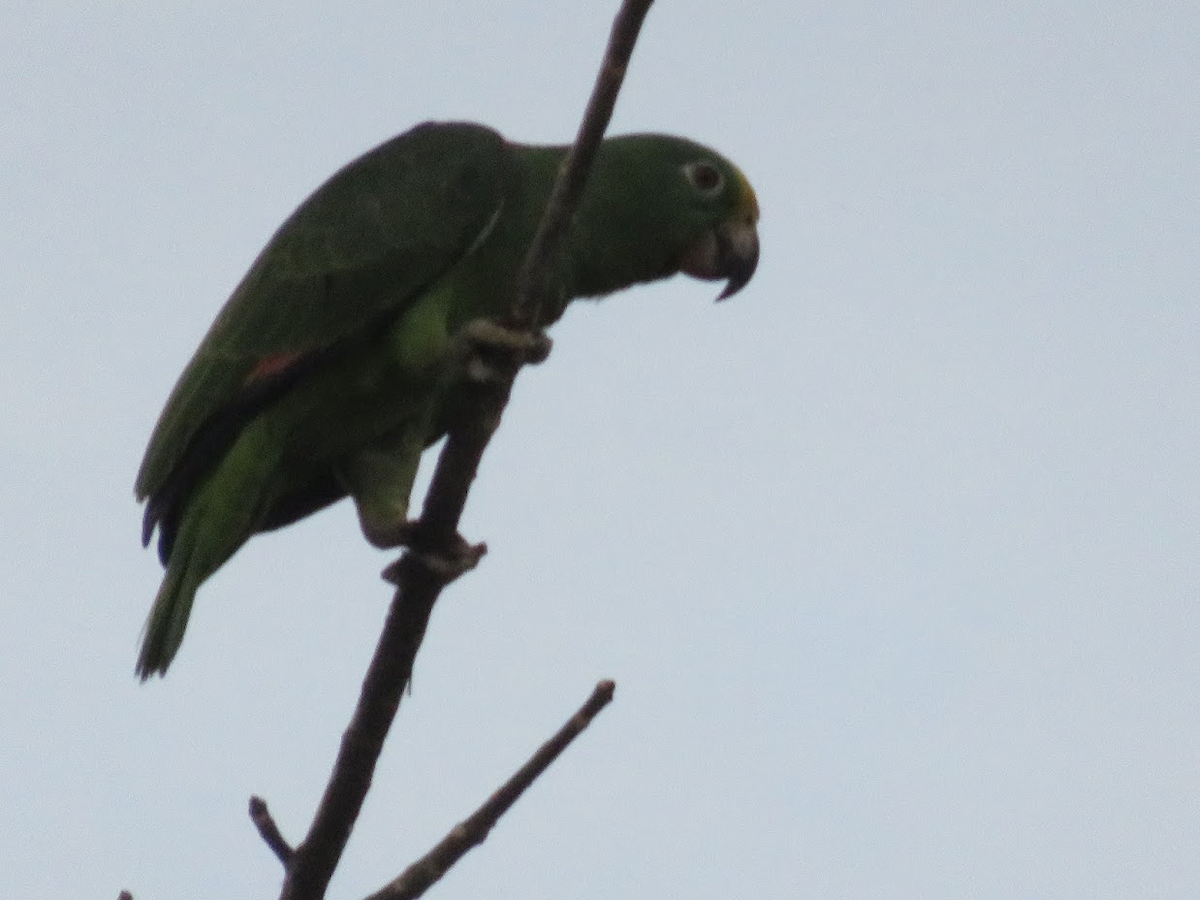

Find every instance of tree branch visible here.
[250,795,295,865]
[508,0,657,330]
[365,681,616,900]
[273,3,655,899]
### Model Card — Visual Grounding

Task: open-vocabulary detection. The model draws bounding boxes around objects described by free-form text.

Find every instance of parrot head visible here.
[672,152,760,300]
[573,134,759,301]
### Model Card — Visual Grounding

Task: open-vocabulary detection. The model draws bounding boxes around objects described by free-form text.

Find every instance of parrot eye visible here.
[683,160,724,197]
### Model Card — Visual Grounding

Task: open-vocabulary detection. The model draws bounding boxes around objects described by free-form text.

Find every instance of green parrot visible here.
[135,121,759,679]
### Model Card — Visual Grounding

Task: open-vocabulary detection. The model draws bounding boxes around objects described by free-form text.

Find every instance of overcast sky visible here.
[3,2,1198,898]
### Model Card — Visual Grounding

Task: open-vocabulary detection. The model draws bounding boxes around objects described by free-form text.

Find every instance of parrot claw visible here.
[460,318,552,383]
[521,331,553,365]
[381,527,487,585]
[464,355,505,385]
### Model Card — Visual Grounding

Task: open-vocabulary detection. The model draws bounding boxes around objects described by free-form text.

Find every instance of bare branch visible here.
[278,553,456,900]
[509,0,657,329]
[277,3,655,898]
[365,681,617,900]
[250,795,295,865]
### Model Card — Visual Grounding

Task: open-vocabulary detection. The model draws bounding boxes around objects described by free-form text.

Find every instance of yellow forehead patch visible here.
[731,167,760,222]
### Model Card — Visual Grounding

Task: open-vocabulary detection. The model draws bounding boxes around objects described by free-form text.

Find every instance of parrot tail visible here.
[136,542,203,679]
[136,423,281,679]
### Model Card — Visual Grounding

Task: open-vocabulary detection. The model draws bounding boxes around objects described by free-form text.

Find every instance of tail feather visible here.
[136,541,202,679]
[137,423,279,679]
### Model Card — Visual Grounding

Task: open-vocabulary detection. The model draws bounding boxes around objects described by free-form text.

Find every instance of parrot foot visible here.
[360,516,420,550]
[379,523,487,585]
[461,319,553,384]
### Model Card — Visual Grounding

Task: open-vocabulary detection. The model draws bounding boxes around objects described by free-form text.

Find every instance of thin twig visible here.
[250,795,295,864]
[277,3,655,899]
[366,681,617,900]
[509,0,656,329]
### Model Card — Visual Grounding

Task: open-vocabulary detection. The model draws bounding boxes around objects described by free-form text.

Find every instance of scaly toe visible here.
[381,535,488,585]
[462,318,552,366]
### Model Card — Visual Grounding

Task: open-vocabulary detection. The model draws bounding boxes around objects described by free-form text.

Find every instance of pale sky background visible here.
[3,2,1198,898]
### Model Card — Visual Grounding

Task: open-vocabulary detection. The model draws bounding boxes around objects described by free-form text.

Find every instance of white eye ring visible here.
[683,160,724,196]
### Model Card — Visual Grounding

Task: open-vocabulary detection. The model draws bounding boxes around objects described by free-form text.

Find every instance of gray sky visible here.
[3,2,1198,898]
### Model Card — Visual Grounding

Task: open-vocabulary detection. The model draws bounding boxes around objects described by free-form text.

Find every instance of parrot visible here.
[135,120,759,679]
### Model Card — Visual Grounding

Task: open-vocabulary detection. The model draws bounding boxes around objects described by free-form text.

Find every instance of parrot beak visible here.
[713,216,759,300]
[679,214,760,301]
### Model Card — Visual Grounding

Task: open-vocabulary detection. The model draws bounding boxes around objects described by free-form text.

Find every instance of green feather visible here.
[135,120,759,677]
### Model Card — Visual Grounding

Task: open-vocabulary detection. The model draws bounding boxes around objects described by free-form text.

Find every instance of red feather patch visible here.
[245,351,305,385]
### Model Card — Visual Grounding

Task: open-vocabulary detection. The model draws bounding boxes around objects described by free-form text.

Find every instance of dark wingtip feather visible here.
[141,500,157,548]
[140,493,177,565]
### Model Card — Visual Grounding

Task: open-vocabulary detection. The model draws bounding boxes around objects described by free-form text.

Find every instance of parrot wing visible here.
[135,122,512,520]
